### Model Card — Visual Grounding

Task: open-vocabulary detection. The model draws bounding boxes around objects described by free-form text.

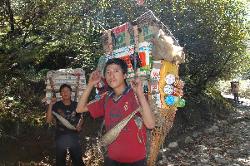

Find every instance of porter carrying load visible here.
[98,10,185,166]
[44,68,86,129]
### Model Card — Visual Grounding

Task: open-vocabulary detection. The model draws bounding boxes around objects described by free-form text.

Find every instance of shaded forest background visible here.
[0,0,249,164]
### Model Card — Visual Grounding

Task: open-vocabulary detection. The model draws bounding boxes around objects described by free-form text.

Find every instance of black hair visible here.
[59,84,72,92]
[103,58,128,75]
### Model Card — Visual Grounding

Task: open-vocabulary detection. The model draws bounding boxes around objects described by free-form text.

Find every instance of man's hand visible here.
[50,97,57,106]
[89,70,102,87]
[76,123,82,132]
[76,115,84,132]
[130,77,144,97]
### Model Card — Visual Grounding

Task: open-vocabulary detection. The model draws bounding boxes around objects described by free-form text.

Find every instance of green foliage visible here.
[90,0,249,94]
[156,0,249,94]
[186,87,234,122]
[0,0,249,133]
[0,0,108,137]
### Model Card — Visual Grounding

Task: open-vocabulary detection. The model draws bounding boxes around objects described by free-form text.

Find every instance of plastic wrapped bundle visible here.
[43,68,86,104]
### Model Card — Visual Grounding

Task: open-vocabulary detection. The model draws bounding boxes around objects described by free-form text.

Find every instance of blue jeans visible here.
[55,134,84,166]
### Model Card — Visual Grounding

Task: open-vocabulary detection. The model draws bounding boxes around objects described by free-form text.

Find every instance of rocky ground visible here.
[158,95,250,166]
[1,95,249,166]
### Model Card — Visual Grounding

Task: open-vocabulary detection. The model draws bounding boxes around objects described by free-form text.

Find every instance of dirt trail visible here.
[158,96,250,166]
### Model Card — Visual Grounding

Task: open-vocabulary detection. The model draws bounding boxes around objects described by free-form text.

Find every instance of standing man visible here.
[231,81,240,103]
[76,58,155,166]
[46,84,85,166]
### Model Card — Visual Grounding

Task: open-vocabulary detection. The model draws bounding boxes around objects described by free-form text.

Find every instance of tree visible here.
[156,0,249,95]
[0,0,106,126]
[0,0,248,133]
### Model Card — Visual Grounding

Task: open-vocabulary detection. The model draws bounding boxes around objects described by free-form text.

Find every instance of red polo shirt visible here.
[87,87,147,163]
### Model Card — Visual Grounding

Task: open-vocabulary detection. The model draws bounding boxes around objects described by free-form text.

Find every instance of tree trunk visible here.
[5,0,15,33]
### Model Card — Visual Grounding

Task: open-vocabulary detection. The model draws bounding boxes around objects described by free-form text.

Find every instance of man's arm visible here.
[46,97,57,123]
[131,78,155,129]
[76,114,84,132]
[76,70,101,113]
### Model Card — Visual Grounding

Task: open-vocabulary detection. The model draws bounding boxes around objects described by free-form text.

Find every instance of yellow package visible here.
[158,60,179,110]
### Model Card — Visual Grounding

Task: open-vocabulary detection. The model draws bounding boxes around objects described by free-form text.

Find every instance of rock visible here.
[168,142,178,148]
[192,131,201,138]
[184,136,194,144]
[200,158,209,163]
[231,164,241,166]
[198,145,208,152]
[205,125,219,134]
[213,154,228,164]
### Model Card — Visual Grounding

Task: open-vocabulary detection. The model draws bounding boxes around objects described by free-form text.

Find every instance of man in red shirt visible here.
[77,58,155,166]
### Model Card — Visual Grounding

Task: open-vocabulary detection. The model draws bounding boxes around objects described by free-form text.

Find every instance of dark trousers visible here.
[104,157,146,166]
[55,134,85,166]
[233,93,239,103]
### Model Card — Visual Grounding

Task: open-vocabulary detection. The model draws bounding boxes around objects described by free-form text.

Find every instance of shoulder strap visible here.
[132,90,144,134]
[133,90,147,146]
[74,74,80,102]
[104,92,110,110]
[98,93,110,137]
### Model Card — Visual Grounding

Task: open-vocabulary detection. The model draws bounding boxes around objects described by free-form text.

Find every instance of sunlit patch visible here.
[236,157,250,165]
[82,137,104,166]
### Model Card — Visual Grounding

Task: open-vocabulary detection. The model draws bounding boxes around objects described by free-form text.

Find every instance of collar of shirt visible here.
[108,86,131,102]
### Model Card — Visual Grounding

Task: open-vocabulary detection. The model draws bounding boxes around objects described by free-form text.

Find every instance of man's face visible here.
[60,87,71,100]
[104,63,126,89]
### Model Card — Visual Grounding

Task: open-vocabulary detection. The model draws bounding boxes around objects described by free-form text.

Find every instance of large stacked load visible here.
[44,68,86,104]
[99,10,185,165]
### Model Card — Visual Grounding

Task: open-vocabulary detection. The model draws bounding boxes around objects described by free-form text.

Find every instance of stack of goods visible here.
[99,22,153,80]
[147,61,185,166]
[44,68,86,104]
[99,10,185,166]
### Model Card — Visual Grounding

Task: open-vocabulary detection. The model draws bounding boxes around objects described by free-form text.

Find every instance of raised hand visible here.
[130,77,144,96]
[50,96,57,105]
[88,70,102,86]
